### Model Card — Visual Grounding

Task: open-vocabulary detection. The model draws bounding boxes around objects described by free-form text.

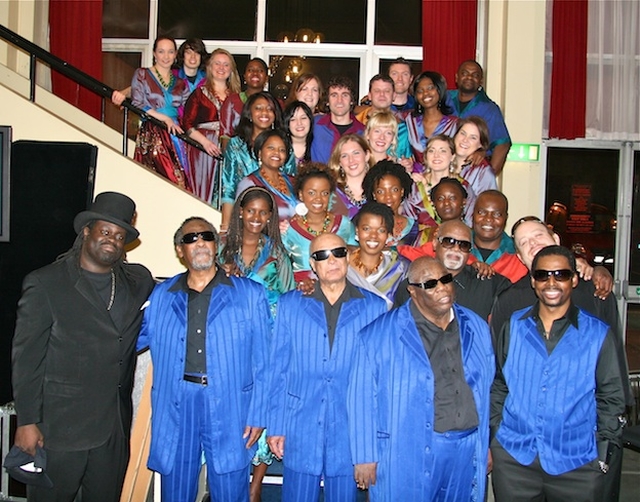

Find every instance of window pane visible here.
[266,0,366,44]
[268,56,360,105]
[375,0,421,46]
[629,151,640,283]
[625,305,640,372]
[102,52,142,139]
[545,147,618,274]
[158,0,256,40]
[103,0,149,38]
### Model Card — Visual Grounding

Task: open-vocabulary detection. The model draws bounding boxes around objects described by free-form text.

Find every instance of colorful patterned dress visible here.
[346,249,409,308]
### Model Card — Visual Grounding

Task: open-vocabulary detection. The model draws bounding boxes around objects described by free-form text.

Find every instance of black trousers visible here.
[491,439,604,502]
[27,427,129,502]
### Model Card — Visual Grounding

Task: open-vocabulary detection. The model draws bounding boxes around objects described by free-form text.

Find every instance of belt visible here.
[184,374,208,386]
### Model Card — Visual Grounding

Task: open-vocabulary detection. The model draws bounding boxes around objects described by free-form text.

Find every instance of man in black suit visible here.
[11,192,155,502]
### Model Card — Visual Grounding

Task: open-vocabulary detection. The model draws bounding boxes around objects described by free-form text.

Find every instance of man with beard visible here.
[349,257,494,501]
[395,220,510,319]
[11,192,155,501]
[491,217,632,502]
[491,245,625,502]
[137,217,271,501]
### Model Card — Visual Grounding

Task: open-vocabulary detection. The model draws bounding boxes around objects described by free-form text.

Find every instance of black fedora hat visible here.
[3,445,53,488]
[73,191,140,244]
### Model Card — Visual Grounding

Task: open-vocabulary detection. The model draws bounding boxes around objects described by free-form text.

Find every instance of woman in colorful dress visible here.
[327,134,373,219]
[346,201,409,308]
[183,48,241,205]
[452,116,497,211]
[281,163,355,290]
[406,71,458,172]
[284,73,324,114]
[131,36,191,190]
[236,129,298,222]
[219,58,270,149]
[362,160,420,247]
[220,92,294,231]
[284,101,314,167]
[219,186,294,502]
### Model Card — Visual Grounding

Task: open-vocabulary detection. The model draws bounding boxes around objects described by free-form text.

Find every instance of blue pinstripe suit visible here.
[137,273,271,485]
[268,286,387,500]
[348,302,494,501]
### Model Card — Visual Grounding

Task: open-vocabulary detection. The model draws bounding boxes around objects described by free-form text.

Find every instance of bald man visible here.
[267,234,386,502]
[349,257,494,500]
[395,220,510,319]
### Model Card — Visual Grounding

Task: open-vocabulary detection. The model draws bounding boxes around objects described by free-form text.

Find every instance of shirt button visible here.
[197,349,202,354]
[197,309,201,314]
[196,329,202,334]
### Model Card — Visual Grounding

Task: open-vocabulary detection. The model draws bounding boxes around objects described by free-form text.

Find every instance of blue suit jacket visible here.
[268,286,387,477]
[348,302,494,501]
[137,273,271,475]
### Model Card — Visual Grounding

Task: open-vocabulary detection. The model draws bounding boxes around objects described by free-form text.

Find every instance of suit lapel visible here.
[302,296,328,330]
[398,304,429,367]
[206,282,233,323]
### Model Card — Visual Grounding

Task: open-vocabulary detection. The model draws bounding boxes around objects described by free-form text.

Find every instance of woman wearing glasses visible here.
[346,202,409,308]
[281,163,355,291]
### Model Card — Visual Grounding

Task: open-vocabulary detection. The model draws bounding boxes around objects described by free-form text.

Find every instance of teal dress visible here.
[221,235,295,465]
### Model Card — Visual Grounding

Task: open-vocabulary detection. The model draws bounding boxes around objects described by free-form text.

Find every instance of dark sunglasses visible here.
[408,273,454,290]
[510,215,543,238]
[181,231,217,244]
[532,269,574,282]
[438,236,472,252]
[310,246,348,261]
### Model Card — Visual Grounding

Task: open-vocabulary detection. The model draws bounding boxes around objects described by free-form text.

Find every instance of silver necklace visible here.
[107,269,115,311]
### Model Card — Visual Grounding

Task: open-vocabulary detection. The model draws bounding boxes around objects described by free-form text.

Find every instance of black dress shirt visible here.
[409,301,479,432]
[310,280,363,352]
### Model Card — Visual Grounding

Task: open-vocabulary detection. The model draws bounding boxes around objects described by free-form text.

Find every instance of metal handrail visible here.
[0,24,206,157]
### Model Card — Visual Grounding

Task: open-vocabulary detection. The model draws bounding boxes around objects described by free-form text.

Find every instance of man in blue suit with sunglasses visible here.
[138,217,271,502]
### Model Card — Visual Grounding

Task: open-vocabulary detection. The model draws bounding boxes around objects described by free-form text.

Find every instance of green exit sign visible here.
[507,143,540,162]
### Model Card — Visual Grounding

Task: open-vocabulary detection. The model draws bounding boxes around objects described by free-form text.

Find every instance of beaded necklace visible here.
[153,66,175,89]
[260,167,290,195]
[352,248,383,277]
[301,212,331,236]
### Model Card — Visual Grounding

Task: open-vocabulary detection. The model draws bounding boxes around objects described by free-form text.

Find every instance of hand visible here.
[266,435,285,459]
[576,257,594,280]
[164,118,184,135]
[397,157,414,173]
[592,265,613,300]
[354,462,377,489]
[14,424,44,456]
[202,139,221,158]
[221,262,242,277]
[297,278,316,295]
[243,426,264,449]
[411,172,427,185]
[471,261,496,279]
[487,448,493,474]
[111,90,127,107]
[466,150,486,167]
[279,219,291,235]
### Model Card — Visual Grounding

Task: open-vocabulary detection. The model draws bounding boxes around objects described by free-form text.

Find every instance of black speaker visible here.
[0,140,97,404]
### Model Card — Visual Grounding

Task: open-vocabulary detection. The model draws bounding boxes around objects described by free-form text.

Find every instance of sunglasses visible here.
[181,231,216,244]
[510,215,543,238]
[408,273,454,290]
[310,246,348,261]
[531,269,574,282]
[438,236,472,252]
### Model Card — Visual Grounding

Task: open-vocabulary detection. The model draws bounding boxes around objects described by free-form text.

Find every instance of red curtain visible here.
[549,0,588,139]
[49,0,103,119]
[422,0,478,88]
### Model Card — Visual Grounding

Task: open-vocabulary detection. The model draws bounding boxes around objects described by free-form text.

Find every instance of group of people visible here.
[9,36,632,502]
[10,188,632,502]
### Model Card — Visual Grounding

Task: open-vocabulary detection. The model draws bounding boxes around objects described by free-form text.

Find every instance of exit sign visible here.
[507,143,540,162]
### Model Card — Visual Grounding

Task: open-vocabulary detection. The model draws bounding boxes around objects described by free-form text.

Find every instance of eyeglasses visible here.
[510,216,543,238]
[310,246,348,261]
[181,231,216,244]
[531,269,574,282]
[408,273,454,290]
[438,236,472,252]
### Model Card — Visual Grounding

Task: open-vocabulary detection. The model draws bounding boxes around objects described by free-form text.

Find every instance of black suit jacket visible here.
[11,254,154,451]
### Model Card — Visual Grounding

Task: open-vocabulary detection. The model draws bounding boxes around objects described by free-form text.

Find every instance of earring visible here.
[449,162,455,174]
[339,167,345,179]
[424,165,432,174]
[258,157,262,168]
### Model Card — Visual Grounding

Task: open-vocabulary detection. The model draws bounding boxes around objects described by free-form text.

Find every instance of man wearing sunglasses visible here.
[349,256,494,500]
[491,217,632,502]
[137,217,271,501]
[491,245,625,502]
[267,233,386,502]
[395,220,510,319]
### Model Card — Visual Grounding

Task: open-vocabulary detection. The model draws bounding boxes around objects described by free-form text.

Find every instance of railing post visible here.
[29,53,36,102]
[123,107,129,156]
